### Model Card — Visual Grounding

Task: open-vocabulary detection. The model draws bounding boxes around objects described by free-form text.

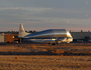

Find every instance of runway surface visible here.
[0,42,91,69]
[0,42,91,46]
[0,42,91,56]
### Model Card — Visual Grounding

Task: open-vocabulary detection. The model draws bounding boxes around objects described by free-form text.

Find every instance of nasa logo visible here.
[19,29,24,32]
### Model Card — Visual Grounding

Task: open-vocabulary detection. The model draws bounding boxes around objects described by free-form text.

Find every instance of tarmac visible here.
[0,42,91,46]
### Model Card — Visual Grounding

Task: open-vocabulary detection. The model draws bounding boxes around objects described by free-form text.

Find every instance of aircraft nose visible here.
[67,31,72,37]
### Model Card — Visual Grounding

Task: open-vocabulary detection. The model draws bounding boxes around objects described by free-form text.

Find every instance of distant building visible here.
[5,34,19,43]
[70,31,91,39]
[0,33,5,43]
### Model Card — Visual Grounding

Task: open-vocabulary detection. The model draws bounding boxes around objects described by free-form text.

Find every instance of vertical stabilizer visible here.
[18,24,30,38]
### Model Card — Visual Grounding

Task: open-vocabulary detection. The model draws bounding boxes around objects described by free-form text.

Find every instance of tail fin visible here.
[18,24,30,38]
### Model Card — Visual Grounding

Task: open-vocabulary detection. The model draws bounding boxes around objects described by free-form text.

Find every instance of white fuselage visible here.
[27,37,73,43]
[18,24,73,43]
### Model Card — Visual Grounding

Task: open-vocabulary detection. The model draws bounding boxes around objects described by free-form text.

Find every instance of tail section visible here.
[18,24,30,38]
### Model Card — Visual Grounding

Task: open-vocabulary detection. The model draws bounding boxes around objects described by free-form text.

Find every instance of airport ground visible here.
[0,43,91,70]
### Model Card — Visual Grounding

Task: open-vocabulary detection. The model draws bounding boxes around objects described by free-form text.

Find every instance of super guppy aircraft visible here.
[18,24,73,43]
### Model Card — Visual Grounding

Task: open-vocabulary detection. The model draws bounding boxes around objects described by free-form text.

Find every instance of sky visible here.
[0,0,91,32]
